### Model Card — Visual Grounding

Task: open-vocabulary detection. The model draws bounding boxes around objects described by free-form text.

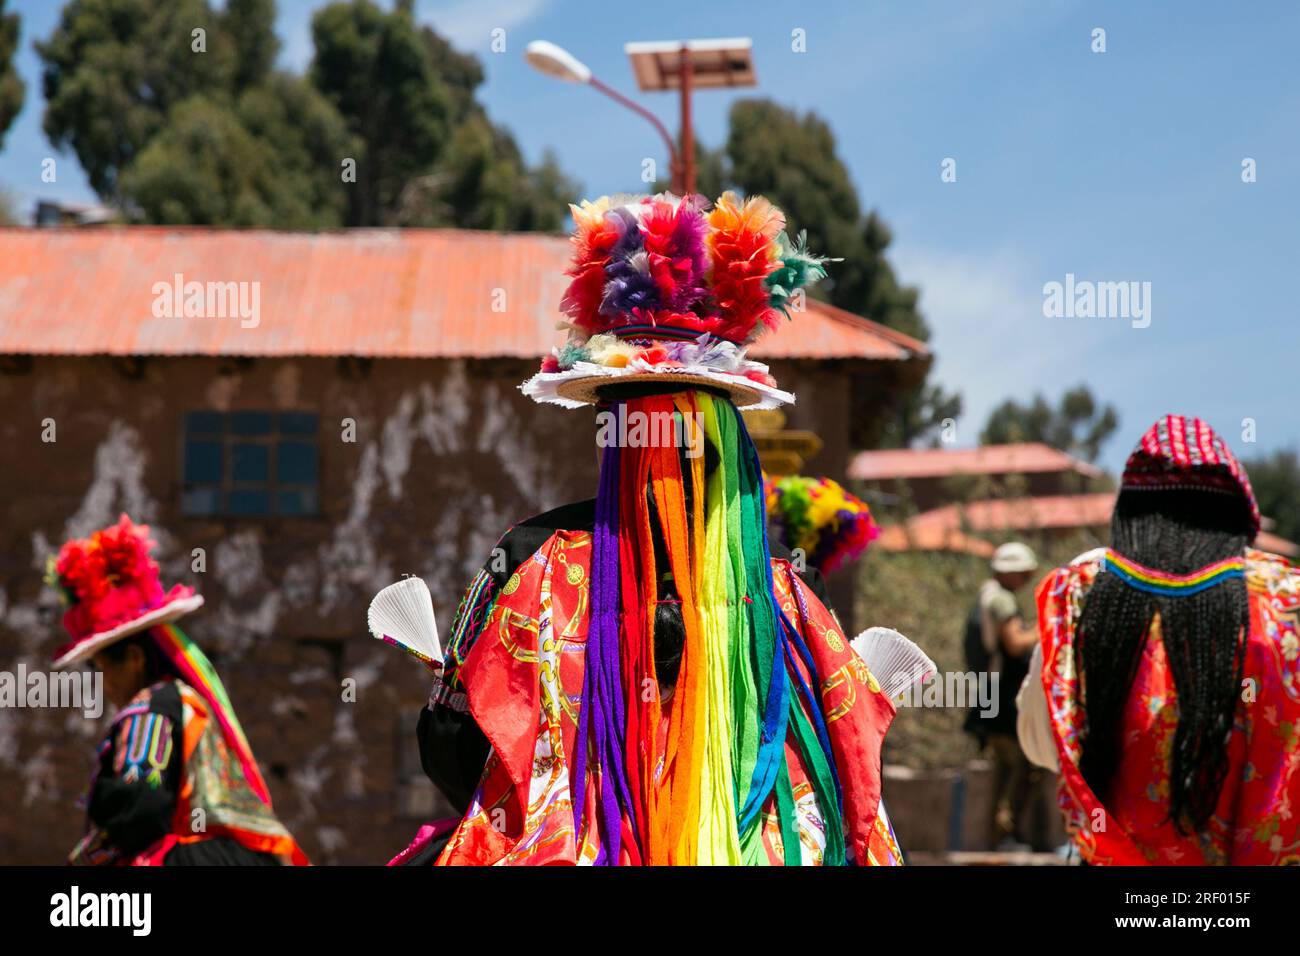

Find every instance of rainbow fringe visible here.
[574,391,844,865]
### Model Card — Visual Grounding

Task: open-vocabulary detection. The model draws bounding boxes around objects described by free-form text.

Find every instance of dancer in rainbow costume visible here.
[47,515,306,865]
[1018,416,1300,864]
[403,192,904,866]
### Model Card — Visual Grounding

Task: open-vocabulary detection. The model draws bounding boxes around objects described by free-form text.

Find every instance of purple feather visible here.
[601,251,660,318]
[666,196,711,311]
[606,207,643,260]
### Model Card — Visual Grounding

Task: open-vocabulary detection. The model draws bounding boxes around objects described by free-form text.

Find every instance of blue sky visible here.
[2,0,1296,471]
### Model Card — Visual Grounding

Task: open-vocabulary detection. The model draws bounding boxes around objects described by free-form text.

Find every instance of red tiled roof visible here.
[907,492,1116,534]
[875,523,996,558]
[877,492,1299,558]
[0,227,930,362]
[849,442,1102,481]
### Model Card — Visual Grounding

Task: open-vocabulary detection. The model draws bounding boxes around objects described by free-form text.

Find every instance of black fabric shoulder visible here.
[485,499,596,586]
[768,539,831,606]
[144,680,183,721]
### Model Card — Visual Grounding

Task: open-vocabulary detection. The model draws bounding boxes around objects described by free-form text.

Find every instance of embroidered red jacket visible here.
[434,529,902,865]
[1036,547,1300,864]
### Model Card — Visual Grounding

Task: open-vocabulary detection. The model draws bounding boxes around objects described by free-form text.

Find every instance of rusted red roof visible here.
[875,522,996,558]
[877,492,1299,558]
[0,227,929,362]
[849,442,1102,481]
[906,492,1116,533]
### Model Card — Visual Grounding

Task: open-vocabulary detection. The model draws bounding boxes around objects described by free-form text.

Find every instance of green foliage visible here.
[121,76,354,228]
[38,0,237,196]
[0,0,24,151]
[223,0,278,90]
[398,112,575,230]
[36,0,575,231]
[391,21,577,230]
[981,385,1119,463]
[1243,448,1300,544]
[309,0,448,226]
[857,532,1100,770]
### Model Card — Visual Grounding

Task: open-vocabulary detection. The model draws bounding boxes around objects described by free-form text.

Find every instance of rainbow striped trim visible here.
[610,324,723,342]
[1102,549,1244,597]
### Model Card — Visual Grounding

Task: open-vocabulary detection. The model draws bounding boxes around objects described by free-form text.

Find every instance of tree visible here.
[37,0,573,231]
[387,18,577,230]
[39,0,350,228]
[0,0,24,151]
[1243,448,1300,545]
[980,385,1119,462]
[38,0,240,198]
[223,0,278,90]
[121,75,355,229]
[677,98,961,446]
[309,0,449,226]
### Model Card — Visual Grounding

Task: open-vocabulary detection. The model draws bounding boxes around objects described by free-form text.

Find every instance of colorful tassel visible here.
[765,474,880,574]
[574,391,846,864]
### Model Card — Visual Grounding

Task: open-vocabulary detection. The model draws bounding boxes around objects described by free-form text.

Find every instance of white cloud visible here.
[272,0,552,72]
[891,242,1035,438]
[416,0,550,51]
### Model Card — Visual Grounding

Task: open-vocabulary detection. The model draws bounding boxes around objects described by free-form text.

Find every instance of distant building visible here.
[857,448,1297,559]
[0,226,929,863]
[850,442,1105,513]
[32,199,118,228]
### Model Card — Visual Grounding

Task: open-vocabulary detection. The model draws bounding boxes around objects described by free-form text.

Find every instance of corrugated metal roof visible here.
[877,492,1299,558]
[910,492,1117,532]
[849,442,1102,481]
[0,227,929,362]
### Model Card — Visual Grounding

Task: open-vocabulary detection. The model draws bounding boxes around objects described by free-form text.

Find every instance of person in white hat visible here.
[962,541,1041,850]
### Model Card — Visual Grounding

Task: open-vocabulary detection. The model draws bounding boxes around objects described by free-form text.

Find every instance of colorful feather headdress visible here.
[765,475,880,575]
[46,514,204,669]
[522,191,833,410]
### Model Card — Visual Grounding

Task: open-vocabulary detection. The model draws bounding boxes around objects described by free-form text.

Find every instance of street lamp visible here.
[524,38,756,195]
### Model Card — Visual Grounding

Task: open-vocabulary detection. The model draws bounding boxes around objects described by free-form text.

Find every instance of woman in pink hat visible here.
[1018,415,1300,864]
[48,515,306,866]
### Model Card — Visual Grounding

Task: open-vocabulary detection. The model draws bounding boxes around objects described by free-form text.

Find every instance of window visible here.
[182,411,320,516]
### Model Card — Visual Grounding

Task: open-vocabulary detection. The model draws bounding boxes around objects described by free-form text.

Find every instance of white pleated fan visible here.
[368,576,442,670]
[850,626,936,701]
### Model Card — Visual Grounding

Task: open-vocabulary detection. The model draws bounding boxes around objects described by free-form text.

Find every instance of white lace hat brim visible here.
[53,594,205,670]
[521,362,795,409]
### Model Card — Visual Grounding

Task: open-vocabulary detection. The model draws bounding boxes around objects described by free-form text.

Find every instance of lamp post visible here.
[525,38,756,196]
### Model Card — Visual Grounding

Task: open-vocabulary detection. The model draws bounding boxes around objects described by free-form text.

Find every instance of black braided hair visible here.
[1076,488,1251,833]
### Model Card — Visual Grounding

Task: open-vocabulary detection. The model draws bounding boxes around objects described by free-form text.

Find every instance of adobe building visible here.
[0,226,929,863]
[850,442,1106,514]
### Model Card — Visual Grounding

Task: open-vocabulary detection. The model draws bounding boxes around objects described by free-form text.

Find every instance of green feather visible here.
[558,341,591,368]
[766,230,835,314]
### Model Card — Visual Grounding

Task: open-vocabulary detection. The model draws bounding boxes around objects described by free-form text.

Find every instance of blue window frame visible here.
[182,411,320,517]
